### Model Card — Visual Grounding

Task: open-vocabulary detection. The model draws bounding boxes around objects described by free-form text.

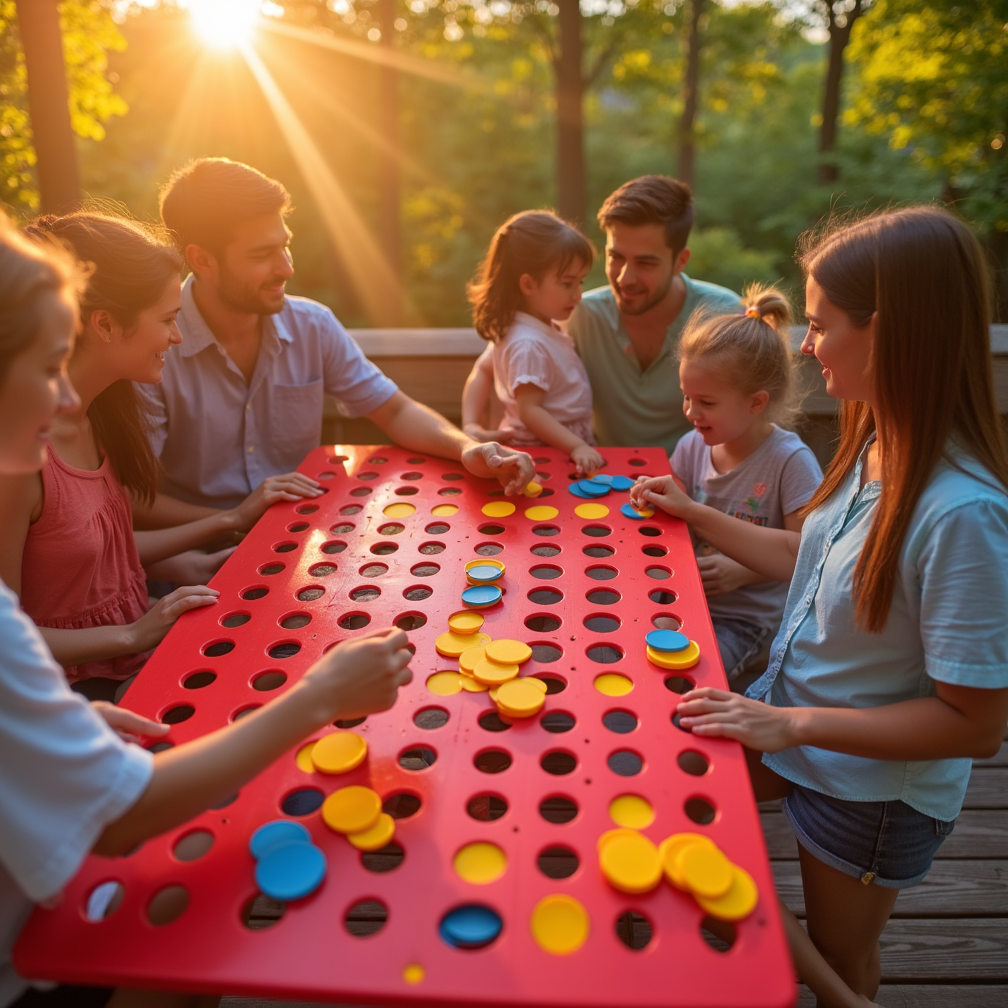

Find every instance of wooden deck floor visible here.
[221,733,1007,1008]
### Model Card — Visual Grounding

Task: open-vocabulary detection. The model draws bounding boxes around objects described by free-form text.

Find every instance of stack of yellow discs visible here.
[311,731,368,775]
[435,630,491,658]
[658,832,759,921]
[494,676,546,718]
[464,558,505,585]
[448,610,485,635]
[598,830,662,894]
[322,784,396,852]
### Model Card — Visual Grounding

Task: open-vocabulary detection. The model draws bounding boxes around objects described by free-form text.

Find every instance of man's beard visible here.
[218,265,286,315]
[613,270,673,317]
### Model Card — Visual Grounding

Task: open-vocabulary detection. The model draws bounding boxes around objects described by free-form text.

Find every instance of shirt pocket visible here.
[270,379,324,452]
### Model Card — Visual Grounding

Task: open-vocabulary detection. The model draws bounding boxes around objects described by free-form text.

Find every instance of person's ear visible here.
[750,390,770,415]
[673,247,691,274]
[518,273,538,297]
[185,243,219,282]
[87,309,120,346]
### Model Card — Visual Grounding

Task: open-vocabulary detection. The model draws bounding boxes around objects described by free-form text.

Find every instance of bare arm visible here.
[462,347,510,443]
[0,471,39,595]
[513,383,605,476]
[131,492,220,530]
[95,628,413,855]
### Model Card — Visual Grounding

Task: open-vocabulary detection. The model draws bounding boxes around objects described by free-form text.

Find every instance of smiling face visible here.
[519,258,590,324]
[0,289,79,475]
[604,221,689,317]
[679,359,768,447]
[801,276,876,405]
[216,211,294,315]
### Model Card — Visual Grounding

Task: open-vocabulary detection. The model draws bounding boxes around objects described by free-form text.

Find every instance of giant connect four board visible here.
[16,445,794,1008]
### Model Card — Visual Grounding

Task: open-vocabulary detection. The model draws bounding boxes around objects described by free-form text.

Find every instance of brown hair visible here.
[799,206,1008,632]
[678,284,799,426]
[0,213,83,386]
[598,175,695,254]
[159,158,292,258]
[26,211,183,506]
[468,210,594,343]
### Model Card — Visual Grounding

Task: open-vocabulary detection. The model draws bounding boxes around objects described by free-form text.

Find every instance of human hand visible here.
[697,554,760,597]
[91,701,170,746]
[463,423,515,444]
[570,443,606,477]
[301,627,414,722]
[228,472,323,532]
[630,475,696,519]
[461,441,535,496]
[129,586,219,653]
[676,687,799,752]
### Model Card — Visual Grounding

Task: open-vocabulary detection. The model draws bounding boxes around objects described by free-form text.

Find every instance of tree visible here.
[677,0,704,189]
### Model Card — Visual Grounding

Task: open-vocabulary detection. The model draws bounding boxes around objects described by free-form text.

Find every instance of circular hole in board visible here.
[530,643,562,663]
[486,488,505,497]
[357,471,379,481]
[279,613,311,630]
[652,613,682,631]
[161,704,194,725]
[531,524,561,537]
[525,613,561,633]
[540,711,576,733]
[395,612,427,630]
[383,793,423,820]
[369,455,388,464]
[309,563,338,578]
[540,751,576,775]
[295,503,319,515]
[202,640,234,657]
[220,612,250,629]
[344,899,388,937]
[378,523,405,536]
[418,542,446,555]
[395,486,419,496]
[183,670,216,690]
[478,710,511,732]
[403,585,433,601]
[474,749,512,774]
[350,487,373,498]
[528,588,563,606]
[537,846,579,879]
[84,880,125,922]
[296,586,325,602]
[438,487,462,497]
[359,563,388,578]
[467,794,508,821]
[241,586,269,600]
[603,710,638,734]
[638,526,663,539]
[586,589,620,605]
[411,563,440,577]
[339,612,371,630]
[331,522,355,534]
[477,542,505,556]
[608,750,644,776]
[628,458,647,467]
[538,675,567,694]
[321,541,347,555]
[231,705,261,722]
[361,842,405,873]
[371,542,398,555]
[334,716,366,729]
[148,741,173,754]
[282,787,324,817]
[584,614,620,633]
[350,586,380,602]
[407,456,426,464]
[536,488,555,498]
[427,522,452,535]
[173,830,214,862]
[581,524,612,538]
[645,566,673,580]
[685,797,717,825]
[678,750,711,776]
[329,454,349,464]
[585,565,618,581]
[538,796,578,824]
[530,564,563,580]
[477,523,504,535]
[642,544,669,558]
[252,671,287,692]
[583,544,615,558]
[616,911,653,951]
[399,746,437,771]
[587,644,624,664]
[287,521,310,534]
[258,562,285,576]
[700,916,737,953]
[267,641,301,660]
[664,675,694,695]
[273,541,298,554]
[147,884,189,926]
[414,707,449,730]
[242,894,286,931]
[442,472,464,480]
[648,588,678,605]
[530,544,561,558]
[340,505,363,516]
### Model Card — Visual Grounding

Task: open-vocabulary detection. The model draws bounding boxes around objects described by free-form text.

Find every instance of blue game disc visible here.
[620,502,649,520]
[466,564,503,582]
[577,480,610,498]
[646,629,690,653]
[588,474,613,486]
[249,820,312,861]
[439,905,503,949]
[567,482,593,498]
[254,841,327,902]
[610,475,635,491]
[462,584,503,607]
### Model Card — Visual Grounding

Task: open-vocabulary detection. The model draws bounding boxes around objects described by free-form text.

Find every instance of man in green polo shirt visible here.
[568,175,741,454]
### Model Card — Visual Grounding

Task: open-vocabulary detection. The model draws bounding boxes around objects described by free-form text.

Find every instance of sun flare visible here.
[189,0,262,49]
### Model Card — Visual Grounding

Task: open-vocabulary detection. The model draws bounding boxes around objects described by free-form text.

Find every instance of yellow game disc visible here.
[609,794,655,829]
[596,827,639,852]
[295,741,317,773]
[675,842,733,899]
[488,686,499,702]
[574,503,610,520]
[524,505,559,521]
[522,676,548,694]
[485,639,533,665]
[524,481,543,497]
[383,502,416,518]
[646,641,701,670]
[453,842,507,884]
[695,865,759,921]
[322,785,382,835]
[311,731,368,775]
[403,964,424,985]
[658,833,718,888]
[599,831,662,894]
[494,678,546,716]
[426,671,463,696]
[448,610,485,635]
[473,659,519,685]
[482,501,516,517]
[347,812,396,851]
[594,673,633,697]
[459,645,487,674]
[431,504,458,517]
[530,894,590,955]
[461,675,490,693]
[632,507,655,518]
[436,630,491,658]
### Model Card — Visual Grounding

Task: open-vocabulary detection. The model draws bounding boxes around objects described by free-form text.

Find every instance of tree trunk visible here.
[818,0,863,185]
[678,0,705,191]
[555,0,585,224]
[377,0,403,324]
[16,0,80,212]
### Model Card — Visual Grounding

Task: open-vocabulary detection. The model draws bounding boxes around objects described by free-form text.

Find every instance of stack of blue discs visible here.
[439,905,503,949]
[568,474,635,499]
[250,820,327,902]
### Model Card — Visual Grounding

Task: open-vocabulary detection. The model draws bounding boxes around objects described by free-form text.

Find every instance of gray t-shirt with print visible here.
[671,426,823,630]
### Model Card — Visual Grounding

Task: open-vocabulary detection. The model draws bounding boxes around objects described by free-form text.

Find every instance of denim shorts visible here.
[711,616,769,681]
[783,783,955,888]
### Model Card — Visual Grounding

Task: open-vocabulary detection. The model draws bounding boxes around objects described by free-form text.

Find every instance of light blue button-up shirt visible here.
[748,441,1008,820]
[140,277,398,509]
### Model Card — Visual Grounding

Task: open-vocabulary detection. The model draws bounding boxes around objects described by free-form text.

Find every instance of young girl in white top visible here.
[670,286,822,681]
[465,211,604,476]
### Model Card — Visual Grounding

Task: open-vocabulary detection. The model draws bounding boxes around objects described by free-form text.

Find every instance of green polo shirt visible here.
[567,277,741,453]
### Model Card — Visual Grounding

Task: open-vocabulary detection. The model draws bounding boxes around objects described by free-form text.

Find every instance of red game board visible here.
[16,445,794,1008]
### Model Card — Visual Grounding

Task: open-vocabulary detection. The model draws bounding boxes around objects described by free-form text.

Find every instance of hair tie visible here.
[744,306,761,319]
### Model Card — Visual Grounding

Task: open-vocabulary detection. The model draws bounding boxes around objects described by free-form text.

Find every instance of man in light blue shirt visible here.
[138,158,532,519]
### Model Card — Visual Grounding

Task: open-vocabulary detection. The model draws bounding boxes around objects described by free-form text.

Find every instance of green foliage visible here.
[687,227,781,293]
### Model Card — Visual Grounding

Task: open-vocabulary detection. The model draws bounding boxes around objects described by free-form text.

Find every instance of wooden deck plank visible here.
[975,740,1008,767]
[798,985,1008,1007]
[773,861,1008,917]
[877,919,1008,981]
[962,767,1008,809]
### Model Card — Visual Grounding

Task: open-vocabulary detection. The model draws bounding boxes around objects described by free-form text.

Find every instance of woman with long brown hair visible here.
[631,207,1008,1006]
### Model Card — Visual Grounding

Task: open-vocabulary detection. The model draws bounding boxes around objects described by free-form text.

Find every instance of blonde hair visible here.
[677,283,799,427]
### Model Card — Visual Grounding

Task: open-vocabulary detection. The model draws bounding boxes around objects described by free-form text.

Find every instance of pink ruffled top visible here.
[20,450,149,682]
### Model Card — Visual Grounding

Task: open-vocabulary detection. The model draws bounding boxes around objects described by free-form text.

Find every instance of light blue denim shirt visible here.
[747,441,1008,820]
